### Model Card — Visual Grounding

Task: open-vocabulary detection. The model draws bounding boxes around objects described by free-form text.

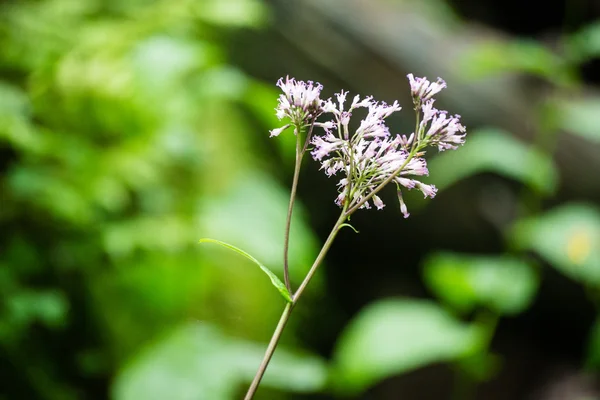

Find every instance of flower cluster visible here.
[270,77,325,137]
[418,98,466,152]
[270,74,466,218]
[311,92,434,217]
[407,73,447,105]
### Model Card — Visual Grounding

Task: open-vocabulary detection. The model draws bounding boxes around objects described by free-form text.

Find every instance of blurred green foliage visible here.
[113,322,327,400]
[423,253,538,316]
[331,299,482,395]
[0,0,324,398]
[427,127,559,195]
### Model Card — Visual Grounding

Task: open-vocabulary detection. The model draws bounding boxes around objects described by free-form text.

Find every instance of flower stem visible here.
[243,302,294,400]
[282,134,303,293]
[292,208,347,302]
[283,120,317,293]
[244,208,347,399]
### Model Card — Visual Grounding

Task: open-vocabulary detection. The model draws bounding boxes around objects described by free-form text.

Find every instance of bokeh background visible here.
[2,0,600,399]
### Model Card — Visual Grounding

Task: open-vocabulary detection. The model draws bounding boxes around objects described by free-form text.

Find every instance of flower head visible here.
[419,100,466,151]
[269,74,466,218]
[407,74,447,107]
[270,76,324,136]
[409,76,466,152]
[310,91,432,215]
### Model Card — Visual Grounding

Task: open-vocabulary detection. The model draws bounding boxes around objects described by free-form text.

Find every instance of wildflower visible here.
[271,74,466,218]
[407,74,446,107]
[310,92,430,214]
[415,100,466,151]
[410,77,466,152]
[270,76,324,136]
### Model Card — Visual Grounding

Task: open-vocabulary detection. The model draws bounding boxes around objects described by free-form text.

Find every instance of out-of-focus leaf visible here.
[6,290,68,329]
[112,322,327,400]
[459,39,574,86]
[564,21,600,63]
[194,0,268,28]
[199,238,292,303]
[428,128,558,195]
[511,203,600,284]
[241,81,298,164]
[331,299,481,395]
[423,253,538,315]
[0,82,29,117]
[233,341,328,392]
[555,97,600,143]
[132,36,217,95]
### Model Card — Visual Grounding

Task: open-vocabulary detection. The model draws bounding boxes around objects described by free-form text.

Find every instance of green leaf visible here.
[511,203,600,284]
[113,322,328,400]
[564,21,600,63]
[199,238,292,302]
[459,39,574,86]
[194,0,268,28]
[423,253,538,315]
[427,128,558,195]
[339,223,359,233]
[331,298,482,395]
[555,97,600,143]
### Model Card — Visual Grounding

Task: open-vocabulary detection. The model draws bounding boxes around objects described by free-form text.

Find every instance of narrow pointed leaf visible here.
[339,223,359,233]
[199,238,292,302]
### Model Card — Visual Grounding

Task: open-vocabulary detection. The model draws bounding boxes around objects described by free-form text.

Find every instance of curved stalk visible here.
[244,207,347,399]
[282,119,317,293]
[292,208,347,302]
[243,302,294,400]
[282,133,303,293]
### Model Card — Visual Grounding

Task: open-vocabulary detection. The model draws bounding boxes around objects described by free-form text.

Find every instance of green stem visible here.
[283,120,316,293]
[244,208,347,399]
[243,302,294,400]
[282,133,304,293]
[292,208,348,302]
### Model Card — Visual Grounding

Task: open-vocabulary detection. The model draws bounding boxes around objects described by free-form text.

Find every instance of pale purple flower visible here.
[420,100,437,127]
[415,182,437,198]
[269,74,466,218]
[421,106,466,151]
[311,132,344,161]
[373,195,385,210]
[269,124,290,137]
[272,76,324,134]
[401,157,429,176]
[407,74,447,104]
[410,80,466,152]
[397,189,409,218]
[310,89,433,214]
